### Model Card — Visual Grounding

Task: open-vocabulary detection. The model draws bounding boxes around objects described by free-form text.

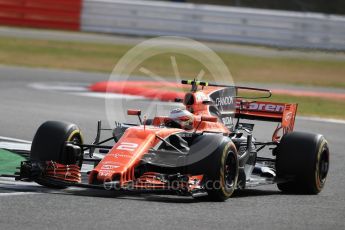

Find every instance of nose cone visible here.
[91,157,128,183]
[88,126,180,185]
[97,164,122,180]
[88,162,123,185]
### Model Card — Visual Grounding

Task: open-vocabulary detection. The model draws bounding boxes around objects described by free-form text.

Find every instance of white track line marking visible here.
[0,136,31,144]
[29,82,88,92]
[0,178,36,185]
[92,153,105,159]
[0,192,40,197]
[297,116,345,125]
[81,164,94,173]
[0,142,31,151]
[70,92,145,100]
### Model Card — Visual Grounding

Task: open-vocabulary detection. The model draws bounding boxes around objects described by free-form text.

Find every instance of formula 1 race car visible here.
[14,80,330,201]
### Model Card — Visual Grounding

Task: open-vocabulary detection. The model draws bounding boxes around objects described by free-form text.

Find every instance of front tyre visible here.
[276,132,329,194]
[30,121,83,188]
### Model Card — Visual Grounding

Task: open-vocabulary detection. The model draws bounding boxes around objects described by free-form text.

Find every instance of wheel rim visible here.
[69,135,83,167]
[224,151,237,189]
[318,149,329,184]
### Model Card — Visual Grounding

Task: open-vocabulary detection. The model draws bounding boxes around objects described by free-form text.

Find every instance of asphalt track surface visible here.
[0,65,345,230]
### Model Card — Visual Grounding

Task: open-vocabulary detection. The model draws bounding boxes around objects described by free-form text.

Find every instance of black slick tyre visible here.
[276,132,329,194]
[30,121,83,188]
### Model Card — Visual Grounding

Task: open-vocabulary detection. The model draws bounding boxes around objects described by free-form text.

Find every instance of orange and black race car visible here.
[14,80,329,201]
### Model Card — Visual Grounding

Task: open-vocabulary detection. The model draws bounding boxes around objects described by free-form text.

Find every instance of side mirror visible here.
[201,115,217,122]
[127,109,143,124]
[127,109,141,116]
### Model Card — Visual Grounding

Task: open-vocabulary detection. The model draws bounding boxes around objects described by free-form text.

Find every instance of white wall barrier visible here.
[81,0,345,50]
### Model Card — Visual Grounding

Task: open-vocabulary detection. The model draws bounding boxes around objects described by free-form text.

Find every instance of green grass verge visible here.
[0,36,344,119]
[0,36,345,88]
[0,149,25,175]
[265,94,345,119]
[237,90,345,119]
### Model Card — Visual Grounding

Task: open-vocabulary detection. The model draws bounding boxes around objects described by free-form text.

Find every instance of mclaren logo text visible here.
[237,102,284,113]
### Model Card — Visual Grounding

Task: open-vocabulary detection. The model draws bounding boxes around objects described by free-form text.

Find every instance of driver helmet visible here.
[169,108,194,130]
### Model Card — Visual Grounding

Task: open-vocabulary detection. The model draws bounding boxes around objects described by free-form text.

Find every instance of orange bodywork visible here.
[89,118,227,186]
[89,126,180,184]
[88,88,297,187]
[31,81,299,193]
[43,162,81,183]
[89,89,230,186]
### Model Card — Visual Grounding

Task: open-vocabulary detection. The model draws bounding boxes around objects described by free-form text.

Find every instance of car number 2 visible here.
[116,142,138,151]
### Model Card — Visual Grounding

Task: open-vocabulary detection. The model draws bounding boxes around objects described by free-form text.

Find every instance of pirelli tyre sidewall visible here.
[30,121,83,188]
[276,131,330,194]
[189,135,239,201]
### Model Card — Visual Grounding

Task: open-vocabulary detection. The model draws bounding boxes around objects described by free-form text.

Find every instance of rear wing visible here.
[236,100,298,141]
[181,80,298,141]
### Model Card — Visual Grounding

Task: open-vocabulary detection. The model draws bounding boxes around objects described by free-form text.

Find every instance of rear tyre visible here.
[30,121,83,188]
[276,132,329,194]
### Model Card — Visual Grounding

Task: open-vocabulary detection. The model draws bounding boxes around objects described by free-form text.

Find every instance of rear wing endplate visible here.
[235,100,298,141]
